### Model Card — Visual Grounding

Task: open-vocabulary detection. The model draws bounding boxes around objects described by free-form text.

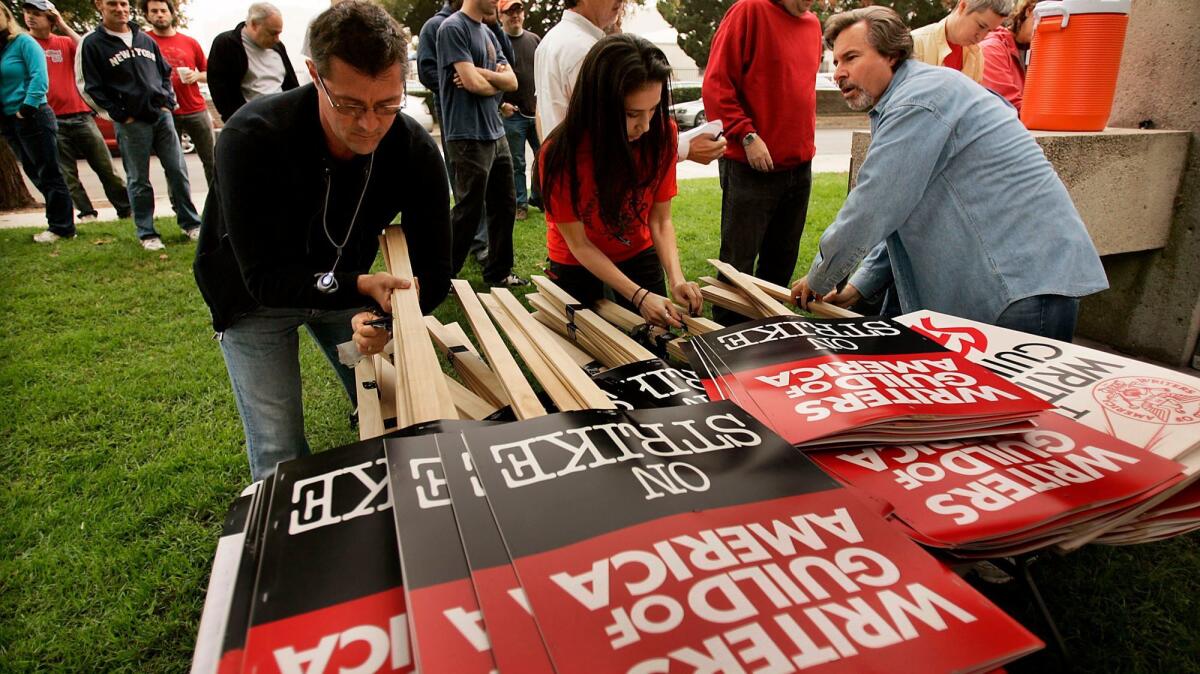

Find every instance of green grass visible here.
[0,175,1196,672]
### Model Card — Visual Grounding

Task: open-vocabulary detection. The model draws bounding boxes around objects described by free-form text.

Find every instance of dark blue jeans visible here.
[114,109,201,239]
[715,158,813,324]
[55,113,130,218]
[996,294,1080,342]
[1,104,74,236]
[503,113,540,208]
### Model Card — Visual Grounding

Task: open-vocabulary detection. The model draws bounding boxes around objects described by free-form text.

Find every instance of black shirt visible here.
[502,30,539,117]
[193,84,452,332]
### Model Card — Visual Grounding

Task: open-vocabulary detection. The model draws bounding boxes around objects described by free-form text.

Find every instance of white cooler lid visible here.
[1035,0,1131,28]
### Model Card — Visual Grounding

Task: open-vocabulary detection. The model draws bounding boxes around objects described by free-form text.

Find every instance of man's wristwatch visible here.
[742,132,758,147]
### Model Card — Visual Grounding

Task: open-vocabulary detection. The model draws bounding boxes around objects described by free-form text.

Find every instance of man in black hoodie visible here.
[193,0,452,481]
[79,0,200,250]
[206,2,298,123]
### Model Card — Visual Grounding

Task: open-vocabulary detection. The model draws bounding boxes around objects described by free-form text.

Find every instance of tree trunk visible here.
[1,137,37,211]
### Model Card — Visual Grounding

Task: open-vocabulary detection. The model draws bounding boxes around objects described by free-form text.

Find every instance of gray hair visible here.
[823,6,913,70]
[247,2,281,25]
[964,0,1014,15]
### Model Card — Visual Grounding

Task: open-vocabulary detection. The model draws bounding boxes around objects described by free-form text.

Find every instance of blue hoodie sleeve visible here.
[17,35,49,109]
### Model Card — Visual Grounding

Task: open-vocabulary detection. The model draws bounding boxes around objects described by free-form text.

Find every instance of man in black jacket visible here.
[206,2,298,122]
[193,0,452,480]
[78,0,200,250]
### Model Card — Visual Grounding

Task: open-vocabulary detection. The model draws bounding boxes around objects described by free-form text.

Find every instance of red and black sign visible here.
[462,401,1042,673]
[438,434,557,674]
[385,425,497,674]
[592,359,709,410]
[811,412,1185,548]
[216,477,274,674]
[240,438,413,674]
[685,317,1050,447]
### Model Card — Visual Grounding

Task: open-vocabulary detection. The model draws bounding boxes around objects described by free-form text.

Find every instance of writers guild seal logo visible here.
[1094,377,1200,425]
[911,317,989,357]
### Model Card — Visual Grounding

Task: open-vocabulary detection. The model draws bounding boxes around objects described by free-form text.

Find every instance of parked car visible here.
[95,115,195,156]
[670,74,844,129]
[671,98,707,130]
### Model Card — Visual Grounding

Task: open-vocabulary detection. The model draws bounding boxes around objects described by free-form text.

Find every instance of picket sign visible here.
[452,279,547,419]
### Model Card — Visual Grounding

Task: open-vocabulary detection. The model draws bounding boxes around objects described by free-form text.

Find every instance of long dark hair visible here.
[541,34,675,240]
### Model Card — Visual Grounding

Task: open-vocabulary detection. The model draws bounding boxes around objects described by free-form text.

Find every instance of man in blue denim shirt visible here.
[792,6,1107,341]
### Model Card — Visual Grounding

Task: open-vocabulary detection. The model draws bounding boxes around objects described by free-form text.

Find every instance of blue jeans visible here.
[996,294,1080,342]
[218,306,362,480]
[1,104,74,235]
[503,113,540,208]
[114,109,201,239]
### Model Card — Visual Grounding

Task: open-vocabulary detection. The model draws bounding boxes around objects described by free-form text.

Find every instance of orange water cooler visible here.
[1020,0,1131,131]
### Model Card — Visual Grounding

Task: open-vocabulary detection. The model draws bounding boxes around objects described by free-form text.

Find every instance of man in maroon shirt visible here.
[21,0,130,222]
[702,0,822,324]
[144,0,214,185]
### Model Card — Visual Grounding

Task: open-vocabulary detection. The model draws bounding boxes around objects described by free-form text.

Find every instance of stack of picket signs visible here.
[188,252,1199,673]
[193,402,1051,674]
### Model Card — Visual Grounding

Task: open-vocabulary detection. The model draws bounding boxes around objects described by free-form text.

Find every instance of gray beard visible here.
[846,90,877,113]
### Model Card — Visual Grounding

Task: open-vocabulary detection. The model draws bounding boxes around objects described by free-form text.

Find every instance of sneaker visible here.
[77,212,98,223]
[33,230,73,244]
[474,248,488,263]
[515,206,528,221]
[141,237,166,251]
[185,227,201,242]
[489,273,529,288]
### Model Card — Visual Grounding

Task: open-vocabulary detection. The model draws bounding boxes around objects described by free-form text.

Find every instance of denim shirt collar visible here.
[869,59,915,126]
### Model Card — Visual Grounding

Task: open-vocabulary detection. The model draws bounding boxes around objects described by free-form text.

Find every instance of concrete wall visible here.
[1077,0,1200,369]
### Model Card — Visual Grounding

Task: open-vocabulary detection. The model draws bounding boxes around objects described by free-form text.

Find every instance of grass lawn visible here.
[0,174,1196,672]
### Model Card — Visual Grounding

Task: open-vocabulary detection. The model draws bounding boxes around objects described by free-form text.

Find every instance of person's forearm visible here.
[478,66,516,93]
[196,71,208,83]
[60,24,81,43]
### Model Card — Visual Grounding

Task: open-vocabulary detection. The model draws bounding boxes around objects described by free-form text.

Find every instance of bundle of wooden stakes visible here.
[698,259,860,320]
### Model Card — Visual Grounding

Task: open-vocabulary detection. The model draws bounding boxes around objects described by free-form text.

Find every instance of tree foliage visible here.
[658,0,952,72]
[3,0,197,31]
[380,0,572,46]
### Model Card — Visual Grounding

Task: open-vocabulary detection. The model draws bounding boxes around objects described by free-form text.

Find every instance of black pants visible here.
[546,246,665,312]
[447,137,515,284]
[715,158,812,324]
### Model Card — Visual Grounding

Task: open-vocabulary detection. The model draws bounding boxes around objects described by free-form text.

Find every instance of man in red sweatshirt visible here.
[702,0,822,324]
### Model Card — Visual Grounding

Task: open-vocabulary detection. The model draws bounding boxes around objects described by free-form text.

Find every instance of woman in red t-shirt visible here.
[539,34,702,328]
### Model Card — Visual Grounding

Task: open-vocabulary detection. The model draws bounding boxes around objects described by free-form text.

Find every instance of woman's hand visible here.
[638,291,684,329]
[670,280,703,317]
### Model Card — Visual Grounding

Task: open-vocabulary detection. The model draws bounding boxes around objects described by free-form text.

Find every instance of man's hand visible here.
[791,275,862,311]
[356,272,414,313]
[453,72,465,89]
[47,7,64,27]
[180,69,201,85]
[689,134,727,165]
[351,311,390,356]
[500,102,516,118]
[745,136,774,172]
[124,116,135,123]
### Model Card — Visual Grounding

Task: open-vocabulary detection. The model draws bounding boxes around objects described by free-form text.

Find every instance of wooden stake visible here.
[479,291,584,411]
[452,279,546,419]
[444,374,498,420]
[383,227,457,425]
[424,316,510,408]
[355,356,385,439]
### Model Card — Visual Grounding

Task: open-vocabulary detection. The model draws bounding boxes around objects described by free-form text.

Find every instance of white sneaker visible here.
[33,230,72,244]
[141,237,166,251]
[185,227,201,242]
[77,213,98,223]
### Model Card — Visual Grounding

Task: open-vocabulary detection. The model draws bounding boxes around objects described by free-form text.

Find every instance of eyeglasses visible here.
[315,72,406,120]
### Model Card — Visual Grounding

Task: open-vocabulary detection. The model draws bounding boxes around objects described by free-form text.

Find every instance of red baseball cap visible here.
[498,0,524,12]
